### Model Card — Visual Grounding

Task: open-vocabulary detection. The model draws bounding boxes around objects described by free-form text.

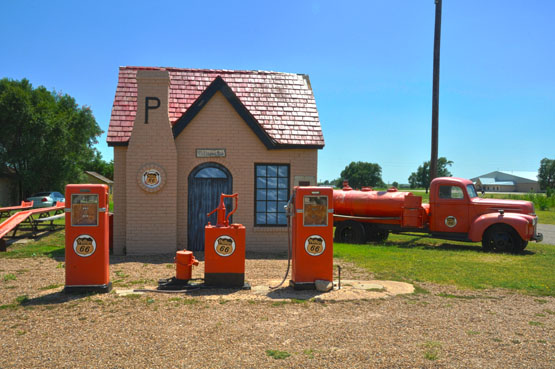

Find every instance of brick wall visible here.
[124,70,178,254]
[112,147,126,255]
[175,91,317,253]
[112,80,319,254]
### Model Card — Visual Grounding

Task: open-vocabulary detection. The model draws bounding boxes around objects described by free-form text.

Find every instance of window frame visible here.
[254,163,290,227]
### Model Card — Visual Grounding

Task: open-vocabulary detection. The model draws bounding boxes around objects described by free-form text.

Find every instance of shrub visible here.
[534,195,550,211]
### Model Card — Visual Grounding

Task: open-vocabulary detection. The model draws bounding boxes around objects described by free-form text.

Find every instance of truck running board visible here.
[334,214,400,221]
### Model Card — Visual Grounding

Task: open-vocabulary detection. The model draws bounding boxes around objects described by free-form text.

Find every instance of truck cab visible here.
[428,177,542,252]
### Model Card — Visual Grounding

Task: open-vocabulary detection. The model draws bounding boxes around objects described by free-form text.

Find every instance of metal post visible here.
[430,0,442,181]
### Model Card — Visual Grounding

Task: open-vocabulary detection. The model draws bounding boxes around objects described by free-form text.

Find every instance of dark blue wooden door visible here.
[188,163,232,251]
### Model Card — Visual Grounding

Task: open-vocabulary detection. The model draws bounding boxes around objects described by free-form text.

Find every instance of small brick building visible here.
[107,66,324,255]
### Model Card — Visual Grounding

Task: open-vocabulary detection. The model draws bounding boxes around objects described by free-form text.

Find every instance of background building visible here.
[0,166,17,207]
[471,171,540,192]
[107,67,324,255]
[84,171,113,194]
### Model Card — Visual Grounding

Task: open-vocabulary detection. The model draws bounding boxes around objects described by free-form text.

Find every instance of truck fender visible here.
[468,212,531,242]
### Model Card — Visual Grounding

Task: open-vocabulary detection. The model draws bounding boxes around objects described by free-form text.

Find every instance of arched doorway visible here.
[188,163,232,251]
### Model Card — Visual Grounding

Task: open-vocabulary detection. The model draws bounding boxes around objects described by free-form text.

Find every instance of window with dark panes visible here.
[438,185,464,199]
[255,164,289,226]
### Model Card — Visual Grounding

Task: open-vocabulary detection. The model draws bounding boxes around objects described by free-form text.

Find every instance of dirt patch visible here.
[0,255,553,368]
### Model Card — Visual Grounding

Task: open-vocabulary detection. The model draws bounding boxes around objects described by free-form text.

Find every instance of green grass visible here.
[182,298,200,305]
[3,273,17,281]
[265,350,291,360]
[0,231,65,259]
[407,189,430,203]
[536,210,555,225]
[422,341,441,361]
[334,234,555,296]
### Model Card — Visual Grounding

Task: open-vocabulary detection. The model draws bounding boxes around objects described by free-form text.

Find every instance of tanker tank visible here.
[333,182,418,219]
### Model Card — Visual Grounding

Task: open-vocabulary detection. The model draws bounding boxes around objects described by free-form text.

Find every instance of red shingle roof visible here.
[107,66,324,148]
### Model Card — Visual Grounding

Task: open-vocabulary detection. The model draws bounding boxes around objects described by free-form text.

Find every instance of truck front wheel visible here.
[482,225,527,253]
[335,221,366,244]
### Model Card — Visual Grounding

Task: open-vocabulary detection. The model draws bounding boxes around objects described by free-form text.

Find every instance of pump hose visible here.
[269,200,293,290]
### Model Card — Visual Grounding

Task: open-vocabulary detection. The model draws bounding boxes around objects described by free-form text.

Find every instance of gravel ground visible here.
[0,254,553,368]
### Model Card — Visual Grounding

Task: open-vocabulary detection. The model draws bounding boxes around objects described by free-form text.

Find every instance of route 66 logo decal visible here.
[73,235,96,257]
[305,235,325,256]
[214,236,235,257]
[137,164,166,192]
[445,216,457,228]
[143,170,161,188]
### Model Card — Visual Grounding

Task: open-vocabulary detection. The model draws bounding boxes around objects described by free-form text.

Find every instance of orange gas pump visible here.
[204,193,248,288]
[290,186,334,290]
[64,184,111,293]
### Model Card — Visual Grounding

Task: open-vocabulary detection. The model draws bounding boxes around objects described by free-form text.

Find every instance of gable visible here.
[172,76,276,149]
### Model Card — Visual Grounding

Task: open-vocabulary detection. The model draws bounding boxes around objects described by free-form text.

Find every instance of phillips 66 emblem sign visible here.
[73,235,96,257]
[305,235,325,256]
[214,236,236,257]
[445,216,457,228]
[137,164,166,192]
[143,170,161,189]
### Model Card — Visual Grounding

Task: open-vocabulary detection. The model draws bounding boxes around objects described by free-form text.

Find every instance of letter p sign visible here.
[145,97,160,124]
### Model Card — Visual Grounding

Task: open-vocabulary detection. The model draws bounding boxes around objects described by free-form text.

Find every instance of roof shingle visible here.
[107,66,324,148]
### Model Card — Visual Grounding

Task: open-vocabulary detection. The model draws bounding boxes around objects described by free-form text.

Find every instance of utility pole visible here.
[430,0,442,181]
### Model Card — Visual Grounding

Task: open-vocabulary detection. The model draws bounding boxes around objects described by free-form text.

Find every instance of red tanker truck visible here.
[333,177,543,253]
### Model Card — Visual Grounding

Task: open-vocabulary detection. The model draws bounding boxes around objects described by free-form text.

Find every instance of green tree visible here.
[88,151,114,180]
[340,161,384,189]
[538,158,555,190]
[318,178,341,187]
[0,78,103,199]
[408,157,453,193]
[319,178,342,188]
[391,181,399,188]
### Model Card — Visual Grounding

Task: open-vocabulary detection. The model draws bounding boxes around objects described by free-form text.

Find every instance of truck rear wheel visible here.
[335,221,366,244]
[364,224,389,243]
[482,224,526,253]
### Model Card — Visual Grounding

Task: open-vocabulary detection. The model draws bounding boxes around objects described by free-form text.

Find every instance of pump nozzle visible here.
[284,192,295,217]
[206,193,239,227]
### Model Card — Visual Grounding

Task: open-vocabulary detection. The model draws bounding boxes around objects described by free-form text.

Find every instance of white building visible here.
[471,171,540,193]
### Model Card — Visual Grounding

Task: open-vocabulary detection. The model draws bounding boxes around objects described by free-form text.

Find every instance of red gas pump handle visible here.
[206,193,239,226]
[206,207,219,218]
[221,193,238,225]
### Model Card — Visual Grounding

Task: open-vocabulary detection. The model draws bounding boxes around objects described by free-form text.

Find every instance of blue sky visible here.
[1,0,553,184]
